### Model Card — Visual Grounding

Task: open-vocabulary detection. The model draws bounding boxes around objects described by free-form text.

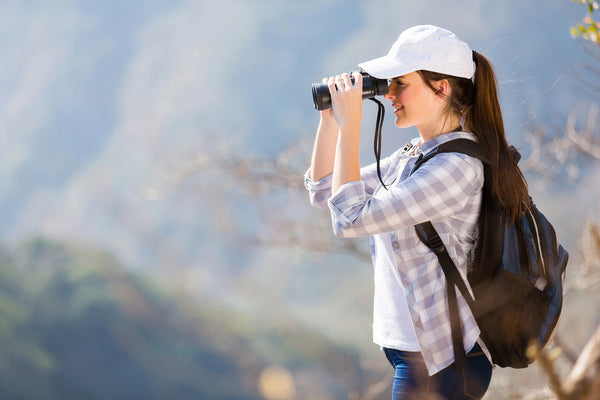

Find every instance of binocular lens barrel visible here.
[311,72,389,111]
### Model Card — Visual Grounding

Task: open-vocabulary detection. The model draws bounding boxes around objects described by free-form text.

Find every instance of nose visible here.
[384,83,396,101]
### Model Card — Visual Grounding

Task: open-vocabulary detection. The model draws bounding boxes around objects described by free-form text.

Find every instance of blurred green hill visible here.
[0,238,369,400]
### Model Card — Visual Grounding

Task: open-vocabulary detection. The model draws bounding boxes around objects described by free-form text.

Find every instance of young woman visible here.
[305,25,529,399]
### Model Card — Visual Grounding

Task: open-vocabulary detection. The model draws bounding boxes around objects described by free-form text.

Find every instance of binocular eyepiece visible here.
[311,71,389,111]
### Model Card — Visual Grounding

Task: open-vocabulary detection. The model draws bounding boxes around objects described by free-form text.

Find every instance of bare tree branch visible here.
[562,325,600,400]
[528,343,570,400]
[520,105,600,181]
[570,222,600,290]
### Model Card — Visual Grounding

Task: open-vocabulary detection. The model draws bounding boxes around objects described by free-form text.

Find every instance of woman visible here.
[305,25,529,399]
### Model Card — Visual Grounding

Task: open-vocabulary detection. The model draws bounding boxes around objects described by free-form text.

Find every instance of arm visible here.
[309,99,339,182]
[305,72,364,208]
[328,72,363,195]
[329,153,484,238]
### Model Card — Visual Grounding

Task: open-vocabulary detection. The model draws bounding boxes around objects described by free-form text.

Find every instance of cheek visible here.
[396,89,411,103]
[398,86,424,105]
[405,88,434,110]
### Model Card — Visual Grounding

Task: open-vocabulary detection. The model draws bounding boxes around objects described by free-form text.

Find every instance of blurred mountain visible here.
[0,237,374,400]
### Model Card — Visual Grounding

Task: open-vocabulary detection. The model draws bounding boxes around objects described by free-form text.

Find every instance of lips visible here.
[393,104,404,113]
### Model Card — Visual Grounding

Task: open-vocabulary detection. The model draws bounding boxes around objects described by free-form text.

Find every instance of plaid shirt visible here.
[305,132,485,375]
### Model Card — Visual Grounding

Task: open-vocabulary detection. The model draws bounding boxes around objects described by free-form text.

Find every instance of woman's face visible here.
[384,71,444,131]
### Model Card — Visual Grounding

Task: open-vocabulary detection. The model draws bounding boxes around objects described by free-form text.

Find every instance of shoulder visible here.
[422,132,484,172]
[413,146,484,191]
[421,151,483,176]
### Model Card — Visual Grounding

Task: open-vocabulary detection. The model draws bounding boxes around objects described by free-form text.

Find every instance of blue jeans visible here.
[383,343,492,399]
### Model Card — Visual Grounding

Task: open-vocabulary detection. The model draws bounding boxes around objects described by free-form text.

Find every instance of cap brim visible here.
[358,55,417,79]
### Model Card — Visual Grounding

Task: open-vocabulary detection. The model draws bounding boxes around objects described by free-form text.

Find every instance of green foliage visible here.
[0,238,365,400]
[570,0,600,43]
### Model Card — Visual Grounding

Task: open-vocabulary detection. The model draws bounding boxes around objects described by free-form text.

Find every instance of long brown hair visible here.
[418,51,530,222]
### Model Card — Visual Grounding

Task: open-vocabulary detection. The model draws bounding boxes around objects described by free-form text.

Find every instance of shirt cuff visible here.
[304,168,333,191]
[328,180,367,236]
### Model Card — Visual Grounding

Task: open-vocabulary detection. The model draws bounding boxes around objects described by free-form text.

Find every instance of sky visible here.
[0,0,595,289]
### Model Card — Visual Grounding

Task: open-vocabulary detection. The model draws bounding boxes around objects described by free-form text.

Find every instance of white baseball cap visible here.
[358,25,474,79]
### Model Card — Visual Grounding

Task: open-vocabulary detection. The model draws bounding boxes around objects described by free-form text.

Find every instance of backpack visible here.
[411,138,569,369]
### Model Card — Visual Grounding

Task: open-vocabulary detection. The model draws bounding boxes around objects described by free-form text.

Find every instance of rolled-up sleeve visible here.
[304,169,333,209]
[328,180,368,237]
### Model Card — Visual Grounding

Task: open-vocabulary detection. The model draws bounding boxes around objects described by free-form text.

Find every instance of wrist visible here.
[317,114,339,136]
[319,111,337,125]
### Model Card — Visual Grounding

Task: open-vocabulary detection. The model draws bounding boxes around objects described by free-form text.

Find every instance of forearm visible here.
[310,115,338,182]
[332,125,361,194]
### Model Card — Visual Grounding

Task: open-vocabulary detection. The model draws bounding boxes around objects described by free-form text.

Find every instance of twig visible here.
[562,325,600,400]
[527,342,569,400]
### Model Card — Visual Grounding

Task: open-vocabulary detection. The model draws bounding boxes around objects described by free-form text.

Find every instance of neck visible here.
[418,113,462,143]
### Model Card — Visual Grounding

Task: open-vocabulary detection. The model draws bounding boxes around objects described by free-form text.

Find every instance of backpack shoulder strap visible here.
[415,222,474,369]
[411,138,489,175]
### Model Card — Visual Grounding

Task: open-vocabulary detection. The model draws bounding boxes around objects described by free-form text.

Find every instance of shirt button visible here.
[392,241,400,250]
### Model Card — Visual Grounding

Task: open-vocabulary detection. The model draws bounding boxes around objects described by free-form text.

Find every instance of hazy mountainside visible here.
[0,239,594,400]
[0,238,374,400]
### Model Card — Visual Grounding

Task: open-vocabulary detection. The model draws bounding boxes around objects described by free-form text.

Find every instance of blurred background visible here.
[0,0,599,399]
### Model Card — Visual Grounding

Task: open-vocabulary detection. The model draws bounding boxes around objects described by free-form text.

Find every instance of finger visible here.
[327,76,337,93]
[341,73,352,89]
[352,71,363,87]
[334,74,344,91]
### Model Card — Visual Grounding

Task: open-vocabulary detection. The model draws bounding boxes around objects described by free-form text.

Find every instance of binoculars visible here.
[311,71,389,111]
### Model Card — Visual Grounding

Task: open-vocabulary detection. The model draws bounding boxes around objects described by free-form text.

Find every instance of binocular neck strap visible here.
[370,97,387,189]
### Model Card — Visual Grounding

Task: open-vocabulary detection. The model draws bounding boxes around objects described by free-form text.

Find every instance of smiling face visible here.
[384,71,451,139]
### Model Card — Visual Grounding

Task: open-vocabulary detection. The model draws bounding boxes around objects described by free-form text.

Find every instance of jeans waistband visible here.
[383,343,483,364]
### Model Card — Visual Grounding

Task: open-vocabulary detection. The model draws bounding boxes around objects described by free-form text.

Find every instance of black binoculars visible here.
[311,71,389,111]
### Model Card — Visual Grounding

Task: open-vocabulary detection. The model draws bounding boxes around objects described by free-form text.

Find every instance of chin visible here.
[394,120,411,129]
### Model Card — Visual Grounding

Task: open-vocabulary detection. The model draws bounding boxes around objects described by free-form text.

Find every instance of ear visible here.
[434,79,450,98]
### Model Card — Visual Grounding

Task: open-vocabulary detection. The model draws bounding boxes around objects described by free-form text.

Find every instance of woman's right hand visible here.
[319,77,338,127]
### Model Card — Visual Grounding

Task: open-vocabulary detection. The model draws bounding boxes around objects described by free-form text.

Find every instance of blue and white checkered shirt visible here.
[305,131,485,375]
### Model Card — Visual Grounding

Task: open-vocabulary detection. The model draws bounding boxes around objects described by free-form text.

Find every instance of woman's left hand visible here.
[327,72,363,134]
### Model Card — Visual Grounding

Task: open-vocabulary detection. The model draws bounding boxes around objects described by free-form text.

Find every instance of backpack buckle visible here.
[415,223,446,254]
[428,235,445,254]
